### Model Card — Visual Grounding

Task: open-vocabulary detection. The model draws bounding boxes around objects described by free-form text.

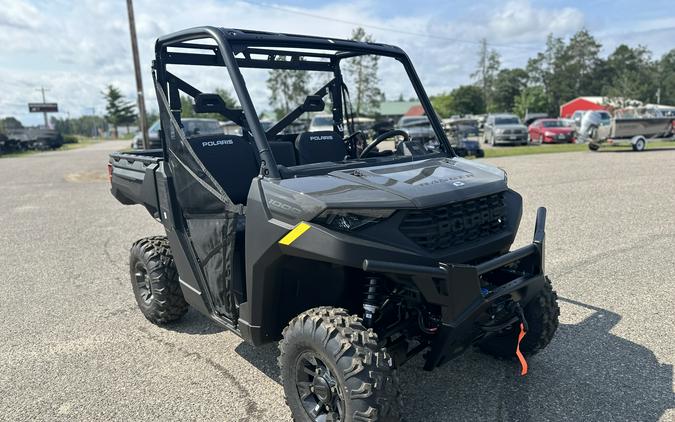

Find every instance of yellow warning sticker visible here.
[278,222,311,246]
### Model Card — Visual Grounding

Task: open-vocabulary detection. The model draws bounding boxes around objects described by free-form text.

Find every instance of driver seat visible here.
[295,131,347,164]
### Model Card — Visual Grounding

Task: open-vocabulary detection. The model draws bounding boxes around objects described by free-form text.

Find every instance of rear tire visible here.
[588,143,600,151]
[478,277,559,358]
[279,307,401,422]
[129,236,188,324]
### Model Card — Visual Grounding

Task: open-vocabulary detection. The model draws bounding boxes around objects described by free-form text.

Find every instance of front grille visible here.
[503,129,524,135]
[400,192,507,252]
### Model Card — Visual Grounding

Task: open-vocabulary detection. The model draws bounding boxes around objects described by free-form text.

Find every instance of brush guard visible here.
[363,207,547,370]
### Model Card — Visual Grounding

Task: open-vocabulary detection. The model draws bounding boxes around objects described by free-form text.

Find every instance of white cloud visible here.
[487,0,585,42]
[0,0,42,29]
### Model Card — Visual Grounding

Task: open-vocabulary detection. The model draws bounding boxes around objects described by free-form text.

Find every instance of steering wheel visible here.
[359,129,410,158]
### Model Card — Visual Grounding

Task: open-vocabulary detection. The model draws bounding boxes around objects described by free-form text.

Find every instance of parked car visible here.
[308,113,334,132]
[528,118,576,143]
[0,132,7,155]
[5,128,63,151]
[132,118,222,149]
[131,120,161,149]
[523,113,548,127]
[396,115,436,142]
[483,114,528,145]
[443,117,479,137]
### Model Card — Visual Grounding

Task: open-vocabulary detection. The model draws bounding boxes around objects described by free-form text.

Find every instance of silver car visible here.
[483,114,528,146]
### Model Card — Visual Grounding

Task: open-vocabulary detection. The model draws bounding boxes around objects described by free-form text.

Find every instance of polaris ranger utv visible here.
[109,26,559,421]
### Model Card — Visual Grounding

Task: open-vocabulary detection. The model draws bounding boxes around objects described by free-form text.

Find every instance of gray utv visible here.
[109,26,559,421]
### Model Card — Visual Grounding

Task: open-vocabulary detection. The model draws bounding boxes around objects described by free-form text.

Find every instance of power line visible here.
[239,0,538,51]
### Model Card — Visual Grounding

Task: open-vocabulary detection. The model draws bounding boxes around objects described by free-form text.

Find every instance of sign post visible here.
[29,87,58,128]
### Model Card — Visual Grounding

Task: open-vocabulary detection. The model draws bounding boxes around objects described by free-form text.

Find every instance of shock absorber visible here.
[362,277,383,328]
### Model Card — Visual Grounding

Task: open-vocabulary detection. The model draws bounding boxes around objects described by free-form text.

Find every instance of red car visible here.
[528,119,576,143]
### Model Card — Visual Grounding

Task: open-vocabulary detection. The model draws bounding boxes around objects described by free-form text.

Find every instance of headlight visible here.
[313,209,395,231]
[544,131,555,137]
[495,128,505,134]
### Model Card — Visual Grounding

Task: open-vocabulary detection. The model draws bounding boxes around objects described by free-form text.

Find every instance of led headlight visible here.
[313,209,395,231]
[494,128,505,134]
[544,131,555,137]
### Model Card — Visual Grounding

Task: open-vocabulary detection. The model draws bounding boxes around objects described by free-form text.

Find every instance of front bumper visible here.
[495,134,527,143]
[543,134,574,143]
[363,207,548,369]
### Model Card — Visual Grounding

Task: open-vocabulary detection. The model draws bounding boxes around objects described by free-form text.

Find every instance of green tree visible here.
[658,49,675,105]
[514,86,549,118]
[450,85,485,115]
[603,44,658,104]
[344,27,382,116]
[180,88,238,120]
[526,34,565,115]
[559,29,602,97]
[471,38,501,111]
[50,115,107,137]
[267,57,311,119]
[0,117,23,132]
[492,68,528,112]
[102,85,137,138]
[431,93,455,118]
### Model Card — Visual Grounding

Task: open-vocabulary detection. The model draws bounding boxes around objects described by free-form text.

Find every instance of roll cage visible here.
[152,26,453,180]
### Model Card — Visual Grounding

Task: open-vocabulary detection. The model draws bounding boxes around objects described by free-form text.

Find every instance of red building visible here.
[559,96,608,118]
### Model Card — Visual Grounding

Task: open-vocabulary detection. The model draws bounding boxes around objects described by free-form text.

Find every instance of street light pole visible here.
[126,0,149,149]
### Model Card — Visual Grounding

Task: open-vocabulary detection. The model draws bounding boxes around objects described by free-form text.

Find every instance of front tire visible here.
[279,307,401,422]
[129,236,188,324]
[589,143,600,151]
[478,277,559,358]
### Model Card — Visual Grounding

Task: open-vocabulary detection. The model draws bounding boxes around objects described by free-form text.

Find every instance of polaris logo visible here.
[452,181,465,187]
[448,207,505,233]
[309,135,333,141]
[202,139,234,147]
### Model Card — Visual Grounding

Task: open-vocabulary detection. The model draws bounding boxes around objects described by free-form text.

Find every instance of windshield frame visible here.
[154,26,454,179]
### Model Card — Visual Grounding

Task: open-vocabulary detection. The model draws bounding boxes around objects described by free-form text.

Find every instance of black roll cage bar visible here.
[153,26,453,180]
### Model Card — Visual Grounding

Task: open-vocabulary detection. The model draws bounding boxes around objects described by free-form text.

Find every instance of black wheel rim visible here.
[134,262,153,304]
[295,352,345,422]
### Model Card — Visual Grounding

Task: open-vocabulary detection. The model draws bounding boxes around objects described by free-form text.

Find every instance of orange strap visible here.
[515,323,528,376]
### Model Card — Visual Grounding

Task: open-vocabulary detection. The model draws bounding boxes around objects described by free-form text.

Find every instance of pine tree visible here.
[472,39,501,112]
[266,57,310,119]
[102,85,137,138]
[344,27,382,116]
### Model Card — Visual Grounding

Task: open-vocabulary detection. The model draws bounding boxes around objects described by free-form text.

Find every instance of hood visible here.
[273,157,507,211]
[542,127,574,134]
[495,124,526,130]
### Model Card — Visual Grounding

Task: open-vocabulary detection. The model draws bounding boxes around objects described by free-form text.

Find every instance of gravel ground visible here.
[0,141,673,421]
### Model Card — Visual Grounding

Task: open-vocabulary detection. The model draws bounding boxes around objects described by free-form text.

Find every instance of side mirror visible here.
[303,95,325,112]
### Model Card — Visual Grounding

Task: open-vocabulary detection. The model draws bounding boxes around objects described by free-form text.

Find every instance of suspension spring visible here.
[362,277,384,328]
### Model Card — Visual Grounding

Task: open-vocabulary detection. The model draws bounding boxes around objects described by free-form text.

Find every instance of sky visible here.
[1,0,675,126]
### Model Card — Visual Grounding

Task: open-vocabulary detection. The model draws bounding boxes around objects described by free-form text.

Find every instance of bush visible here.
[63,135,79,144]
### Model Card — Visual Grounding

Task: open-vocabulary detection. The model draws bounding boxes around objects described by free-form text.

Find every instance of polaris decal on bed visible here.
[201,139,234,147]
[309,135,334,141]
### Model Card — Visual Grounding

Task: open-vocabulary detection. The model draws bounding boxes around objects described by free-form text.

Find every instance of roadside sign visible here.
[28,103,58,113]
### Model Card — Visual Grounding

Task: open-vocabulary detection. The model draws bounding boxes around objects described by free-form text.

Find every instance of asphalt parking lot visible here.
[1,141,673,421]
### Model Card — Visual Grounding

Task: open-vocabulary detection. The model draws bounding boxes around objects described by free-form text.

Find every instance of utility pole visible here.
[126,0,149,149]
[36,86,49,128]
